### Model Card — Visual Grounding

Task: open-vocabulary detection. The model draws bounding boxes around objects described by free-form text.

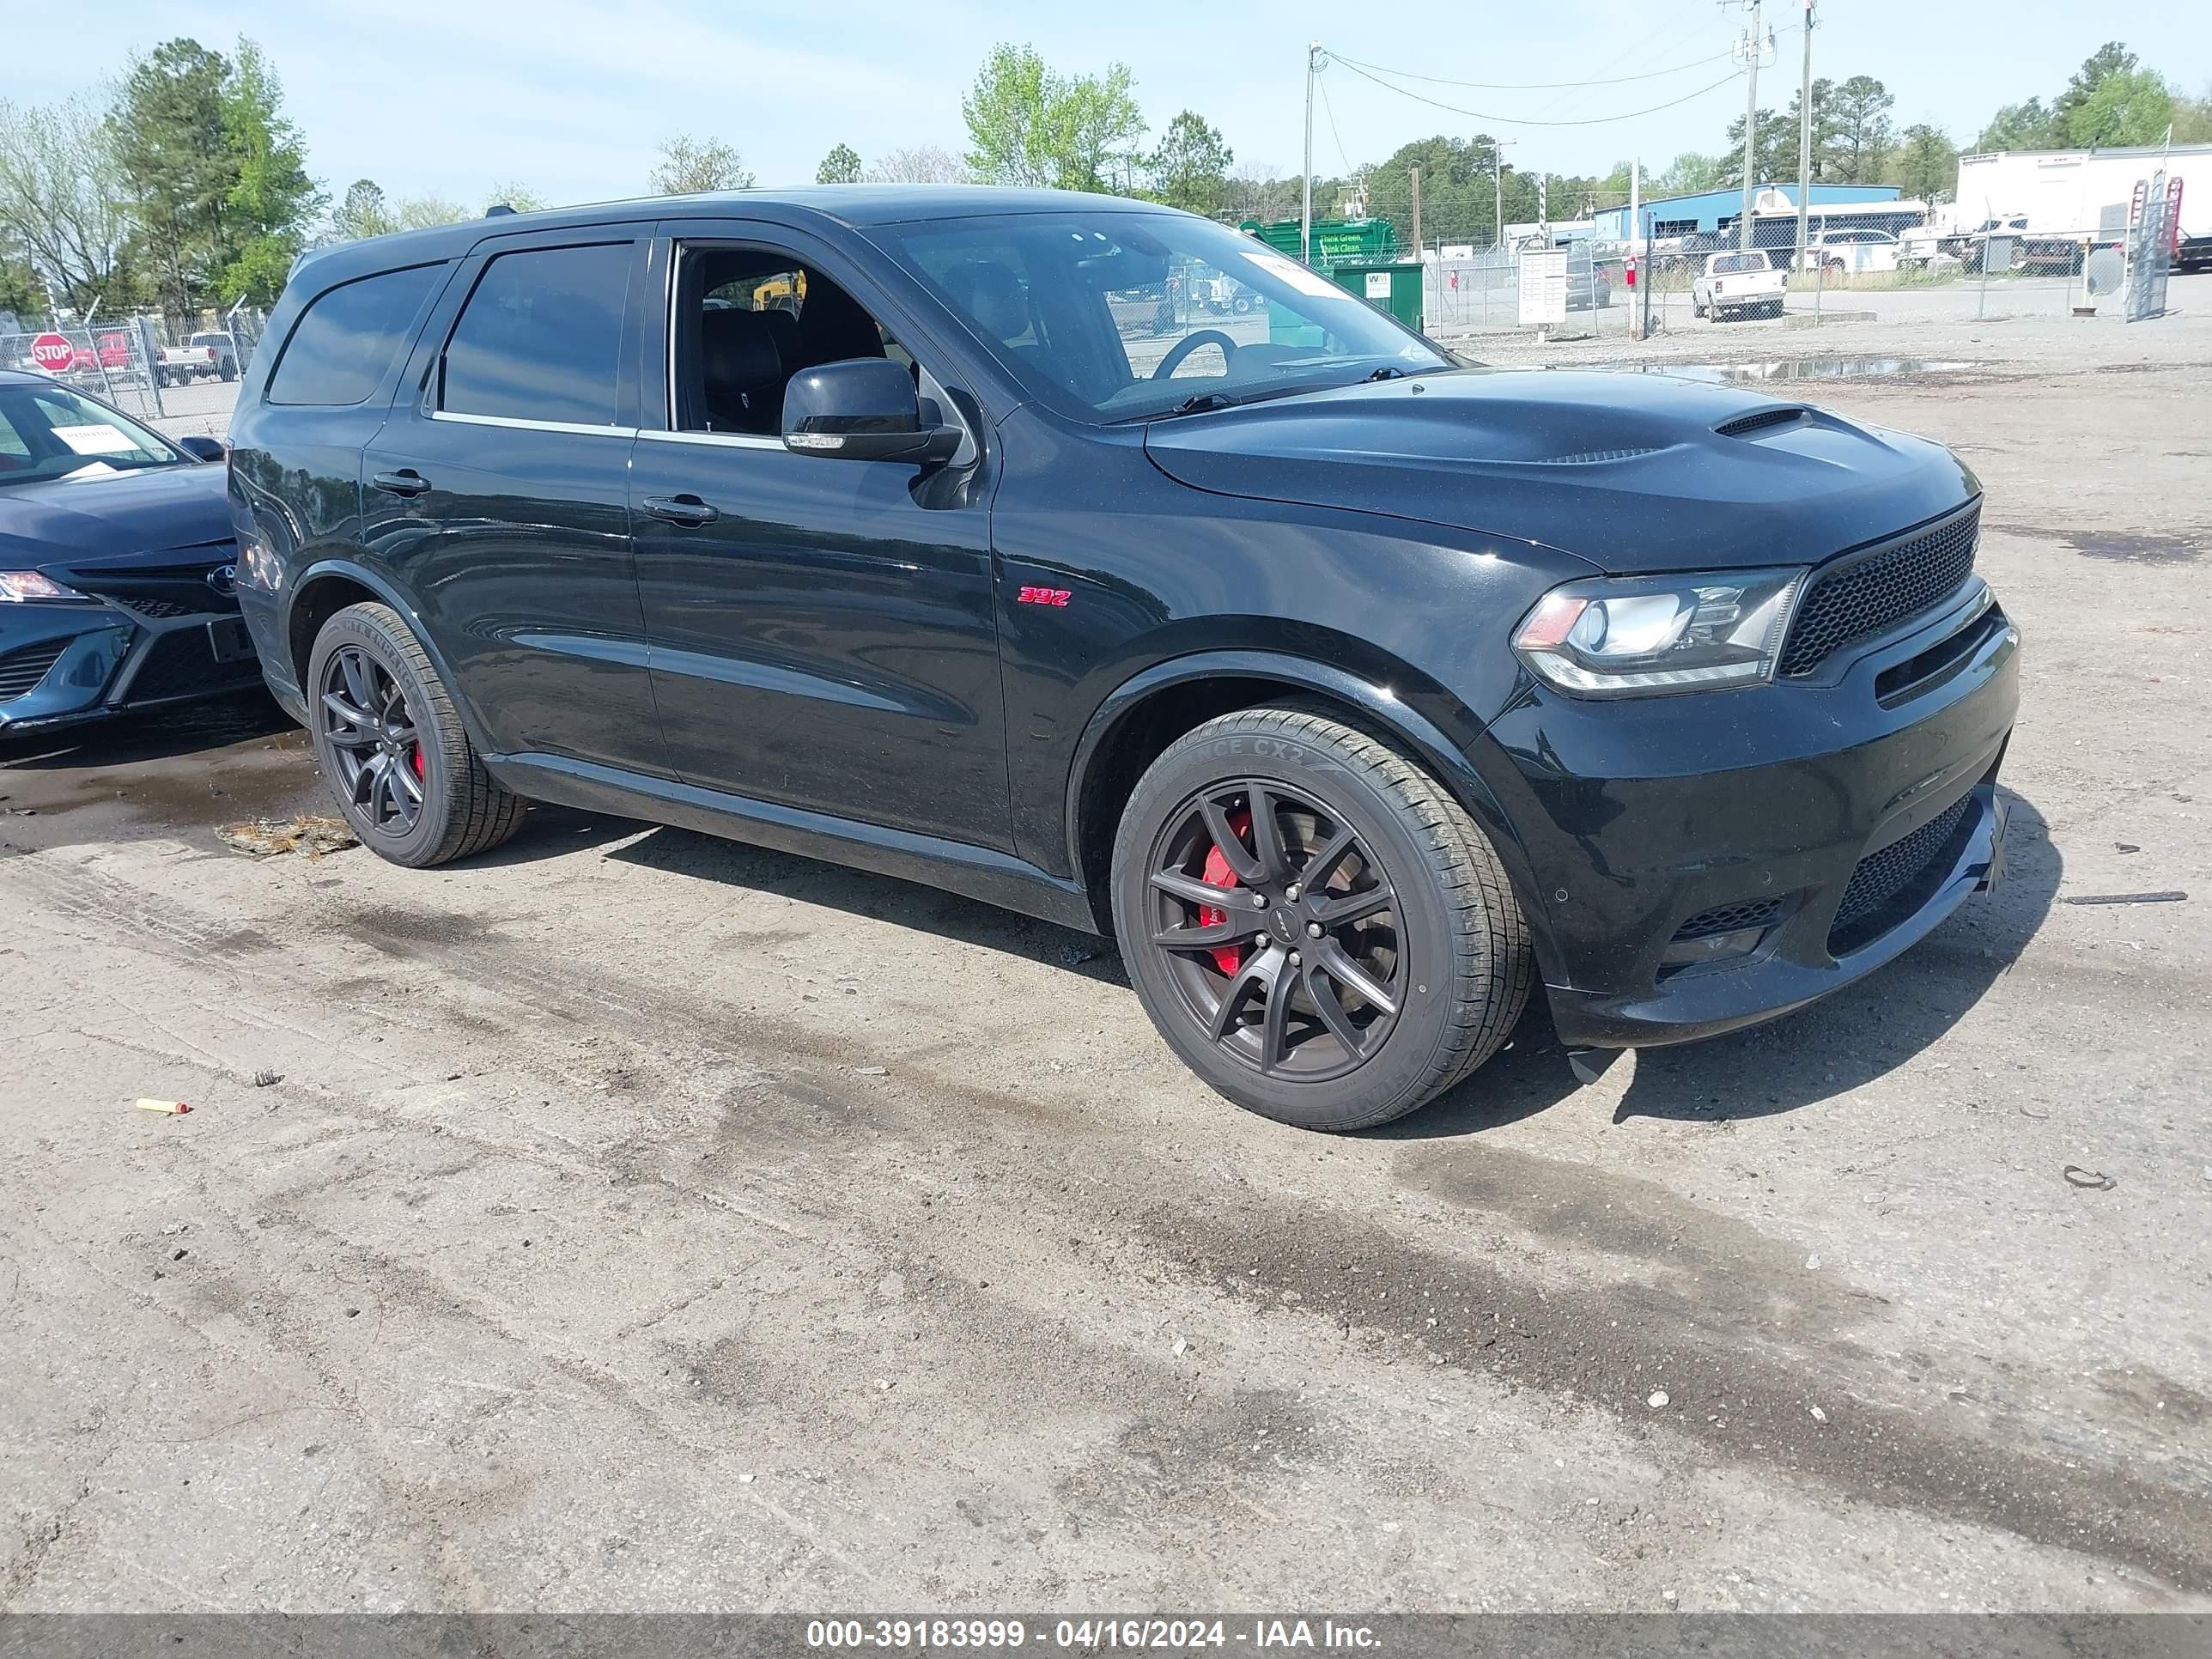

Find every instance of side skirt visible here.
[486,751,1102,936]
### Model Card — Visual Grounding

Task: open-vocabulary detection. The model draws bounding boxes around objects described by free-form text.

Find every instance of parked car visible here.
[228,187,2017,1132]
[0,370,258,733]
[157,332,240,387]
[2173,230,2212,275]
[1693,250,1786,320]
[1797,228,1903,276]
[1566,264,1613,311]
[1897,228,1964,273]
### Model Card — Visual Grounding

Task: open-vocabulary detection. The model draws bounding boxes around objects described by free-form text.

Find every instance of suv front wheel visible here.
[1111,705,1532,1132]
[307,601,526,867]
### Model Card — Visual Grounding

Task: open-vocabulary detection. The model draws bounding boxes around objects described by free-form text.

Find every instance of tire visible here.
[306,601,526,868]
[220,362,236,383]
[1111,704,1532,1132]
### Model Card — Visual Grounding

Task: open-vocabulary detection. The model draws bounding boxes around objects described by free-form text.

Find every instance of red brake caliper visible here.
[1197,808,1250,975]
[410,744,425,779]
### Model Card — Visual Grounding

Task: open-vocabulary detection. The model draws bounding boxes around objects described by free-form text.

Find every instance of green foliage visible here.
[1887,125,1958,202]
[1829,76,1895,181]
[1975,98,2056,152]
[1148,112,1231,216]
[1653,151,1729,194]
[330,179,395,242]
[0,94,133,310]
[650,135,753,195]
[817,143,863,185]
[1361,135,1516,248]
[2063,69,2173,146]
[961,43,1146,192]
[216,38,322,303]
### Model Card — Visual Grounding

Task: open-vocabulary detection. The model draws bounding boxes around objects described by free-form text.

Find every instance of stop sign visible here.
[28,333,74,373]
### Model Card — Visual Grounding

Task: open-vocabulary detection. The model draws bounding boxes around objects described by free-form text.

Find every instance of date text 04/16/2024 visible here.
[803,1618,1382,1650]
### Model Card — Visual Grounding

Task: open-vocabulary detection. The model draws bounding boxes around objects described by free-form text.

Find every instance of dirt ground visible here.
[3,286,2209,1615]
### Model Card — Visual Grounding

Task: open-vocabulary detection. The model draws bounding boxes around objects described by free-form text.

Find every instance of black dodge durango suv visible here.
[227,187,2018,1132]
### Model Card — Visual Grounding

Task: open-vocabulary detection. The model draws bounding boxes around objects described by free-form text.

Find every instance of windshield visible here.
[866,210,1449,423]
[0,380,185,486]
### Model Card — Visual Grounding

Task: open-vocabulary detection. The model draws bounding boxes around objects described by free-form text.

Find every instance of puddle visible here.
[1993,524,2202,566]
[1601,356,1983,384]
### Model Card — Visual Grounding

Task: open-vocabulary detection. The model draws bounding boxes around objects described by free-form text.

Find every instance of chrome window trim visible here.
[429,410,632,438]
[634,428,785,453]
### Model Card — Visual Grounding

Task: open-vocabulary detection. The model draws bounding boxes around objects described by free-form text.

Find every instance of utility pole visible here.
[1795,0,1815,270]
[1304,42,1323,266]
[1410,166,1423,258]
[1726,0,1765,251]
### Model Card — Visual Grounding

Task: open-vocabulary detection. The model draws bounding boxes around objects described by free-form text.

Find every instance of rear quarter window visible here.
[267,263,443,406]
[440,242,633,428]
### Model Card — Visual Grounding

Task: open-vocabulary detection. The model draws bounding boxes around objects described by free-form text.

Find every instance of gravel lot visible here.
[5,285,2209,1614]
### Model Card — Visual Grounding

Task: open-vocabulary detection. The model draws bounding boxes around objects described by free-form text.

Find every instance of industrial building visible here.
[1591,183,1902,243]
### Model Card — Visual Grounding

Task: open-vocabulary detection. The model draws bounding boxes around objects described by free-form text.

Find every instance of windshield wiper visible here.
[1166,390,1240,416]
[1364,365,1409,381]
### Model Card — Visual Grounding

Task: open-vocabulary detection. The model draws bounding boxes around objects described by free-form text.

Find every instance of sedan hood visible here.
[1142,368,1978,573]
[0,461,232,568]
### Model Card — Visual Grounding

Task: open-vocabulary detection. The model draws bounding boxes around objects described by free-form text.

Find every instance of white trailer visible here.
[1954,143,2211,239]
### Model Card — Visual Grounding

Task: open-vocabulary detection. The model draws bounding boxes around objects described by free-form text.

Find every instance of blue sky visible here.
[3,1,2206,206]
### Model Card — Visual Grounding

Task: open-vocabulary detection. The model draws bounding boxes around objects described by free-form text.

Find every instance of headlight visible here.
[0,571,93,604]
[1512,567,1808,696]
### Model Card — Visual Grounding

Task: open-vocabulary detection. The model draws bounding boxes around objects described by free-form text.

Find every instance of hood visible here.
[0,460,232,569]
[1142,368,1979,573]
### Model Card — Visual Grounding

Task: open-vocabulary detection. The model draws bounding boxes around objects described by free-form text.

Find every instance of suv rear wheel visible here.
[307,601,526,867]
[1111,704,1532,1132]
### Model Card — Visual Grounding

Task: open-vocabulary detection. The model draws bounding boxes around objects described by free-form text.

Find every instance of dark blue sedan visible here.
[0,369,258,732]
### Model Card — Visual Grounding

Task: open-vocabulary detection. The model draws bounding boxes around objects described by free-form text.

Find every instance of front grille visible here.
[1781,504,1980,678]
[121,629,222,702]
[0,638,69,701]
[1673,896,1784,941]
[113,594,202,620]
[1829,795,1974,950]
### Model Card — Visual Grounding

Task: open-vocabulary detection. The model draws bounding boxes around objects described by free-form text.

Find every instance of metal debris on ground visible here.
[2063,1166,2118,1191]
[217,816,359,860]
[2062,890,2187,906]
[252,1070,282,1087]
[133,1098,191,1115]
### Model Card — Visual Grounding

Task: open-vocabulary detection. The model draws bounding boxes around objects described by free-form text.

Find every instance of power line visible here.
[1328,55,1746,128]
[1316,72,1354,174]
[1326,46,1735,92]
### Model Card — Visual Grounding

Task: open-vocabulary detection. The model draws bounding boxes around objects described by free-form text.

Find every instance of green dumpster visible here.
[1329,259,1425,334]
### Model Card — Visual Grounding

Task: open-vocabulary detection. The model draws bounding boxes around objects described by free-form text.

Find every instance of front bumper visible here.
[1478,580,2021,1051]
[0,567,260,734]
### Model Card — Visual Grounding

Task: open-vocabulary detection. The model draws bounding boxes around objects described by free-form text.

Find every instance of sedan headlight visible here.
[1512,567,1808,696]
[0,571,93,604]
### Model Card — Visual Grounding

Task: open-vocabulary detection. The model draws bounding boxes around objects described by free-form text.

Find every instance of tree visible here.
[483,181,547,213]
[110,39,235,319]
[816,143,862,185]
[216,38,322,303]
[1722,106,1800,188]
[1887,124,1957,203]
[0,95,133,311]
[1828,76,1894,182]
[1654,151,1729,194]
[1148,111,1231,216]
[864,145,969,184]
[1224,167,1301,224]
[649,135,752,195]
[2053,43,2137,135]
[1975,98,2055,152]
[2065,69,2173,147]
[329,178,396,241]
[960,43,1145,192]
[392,194,470,230]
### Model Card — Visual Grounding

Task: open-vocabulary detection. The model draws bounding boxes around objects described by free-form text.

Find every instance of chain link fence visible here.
[0,304,270,436]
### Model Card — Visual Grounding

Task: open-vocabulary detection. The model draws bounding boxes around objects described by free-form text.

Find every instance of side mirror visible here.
[781,358,961,465]
[177,434,227,463]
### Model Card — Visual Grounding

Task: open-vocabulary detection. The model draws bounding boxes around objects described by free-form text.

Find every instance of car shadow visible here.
[0,689,293,772]
[599,823,1133,989]
[1386,787,2061,1136]
[481,789,2058,1131]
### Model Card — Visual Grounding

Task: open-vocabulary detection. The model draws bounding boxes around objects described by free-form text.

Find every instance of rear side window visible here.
[441,242,632,427]
[268,264,442,406]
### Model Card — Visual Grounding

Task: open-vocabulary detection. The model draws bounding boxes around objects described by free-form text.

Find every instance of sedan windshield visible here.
[866,210,1450,423]
[0,380,185,486]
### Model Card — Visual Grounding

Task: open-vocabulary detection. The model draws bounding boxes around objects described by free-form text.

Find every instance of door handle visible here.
[641,493,720,527]
[372,469,430,497]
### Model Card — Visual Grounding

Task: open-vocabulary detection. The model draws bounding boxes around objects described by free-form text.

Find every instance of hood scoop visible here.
[1714,405,1809,439]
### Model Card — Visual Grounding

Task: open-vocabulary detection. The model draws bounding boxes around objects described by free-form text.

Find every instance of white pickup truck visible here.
[156,331,240,388]
[1692,251,1785,322]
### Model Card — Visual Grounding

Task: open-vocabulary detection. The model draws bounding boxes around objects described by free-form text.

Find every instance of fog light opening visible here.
[1660,925,1766,969]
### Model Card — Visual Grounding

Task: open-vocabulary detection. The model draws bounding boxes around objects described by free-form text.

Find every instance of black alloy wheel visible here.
[319,643,426,838]
[1145,781,1402,1084]
[1112,704,1532,1132]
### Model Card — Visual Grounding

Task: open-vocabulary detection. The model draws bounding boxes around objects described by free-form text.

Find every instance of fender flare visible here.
[1061,647,1528,896]
[283,556,495,754]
